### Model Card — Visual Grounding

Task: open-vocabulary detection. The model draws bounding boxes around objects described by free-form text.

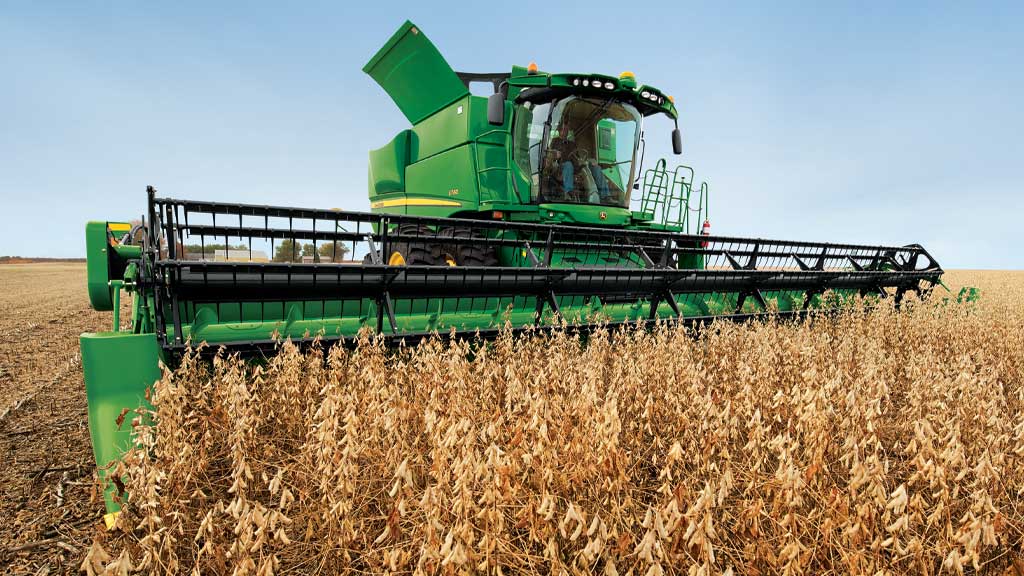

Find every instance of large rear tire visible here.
[386,224,440,265]
[435,226,499,267]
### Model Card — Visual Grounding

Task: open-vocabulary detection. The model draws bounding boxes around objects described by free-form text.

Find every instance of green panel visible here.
[369,130,410,194]
[396,94,512,207]
[538,203,632,226]
[160,283,878,350]
[86,222,114,311]
[596,119,616,164]
[363,20,469,125]
[410,96,471,162]
[325,300,343,317]
[86,222,139,312]
[468,94,508,140]
[404,144,480,215]
[342,300,365,316]
[80,332,162,515]
[240,302,261,322]
[406,94,506,162]
[469,96,512,204]
[264,301,284,321]
[219,302,240,323]
[477,143,511,203]
[305,300,324,318]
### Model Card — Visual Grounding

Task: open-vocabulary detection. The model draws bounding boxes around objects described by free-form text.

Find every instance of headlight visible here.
[573,78,580,86]
[604,81,614,89]
[641,91,650,98]
[582,79,589,87]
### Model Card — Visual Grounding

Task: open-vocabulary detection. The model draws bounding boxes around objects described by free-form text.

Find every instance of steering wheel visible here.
[571,147,589,164]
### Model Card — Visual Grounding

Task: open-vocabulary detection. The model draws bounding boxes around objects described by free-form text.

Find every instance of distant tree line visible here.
[0,256,86,264]
[272,239,350,263]
[183,243,249,256]
[180,240,350,262]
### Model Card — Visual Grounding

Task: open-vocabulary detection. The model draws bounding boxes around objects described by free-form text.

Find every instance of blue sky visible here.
[2,1,1021,268]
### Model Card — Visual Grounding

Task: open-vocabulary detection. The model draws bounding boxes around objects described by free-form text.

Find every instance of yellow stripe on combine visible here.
[108,222,132,232]
[370,198,462,209]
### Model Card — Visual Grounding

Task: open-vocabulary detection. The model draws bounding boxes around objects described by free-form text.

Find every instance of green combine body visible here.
[363,21,685,231]
[80,21,946,525]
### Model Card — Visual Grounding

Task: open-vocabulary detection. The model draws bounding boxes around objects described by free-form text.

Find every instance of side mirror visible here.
[487,93,505,126]
[671,128,683,155]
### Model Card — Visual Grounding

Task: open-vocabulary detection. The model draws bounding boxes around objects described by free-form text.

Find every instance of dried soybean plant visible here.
[87,275,1024,575]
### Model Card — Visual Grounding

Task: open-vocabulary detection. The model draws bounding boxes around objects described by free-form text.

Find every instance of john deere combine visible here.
[81,21,943,523]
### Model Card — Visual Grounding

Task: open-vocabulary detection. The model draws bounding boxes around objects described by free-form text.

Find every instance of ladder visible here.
[638,160,709,233]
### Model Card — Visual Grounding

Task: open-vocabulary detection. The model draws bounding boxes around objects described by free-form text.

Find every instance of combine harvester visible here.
[81,21,944,524]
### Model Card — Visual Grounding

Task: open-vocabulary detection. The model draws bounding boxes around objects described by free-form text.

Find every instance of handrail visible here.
[639,160,709,232]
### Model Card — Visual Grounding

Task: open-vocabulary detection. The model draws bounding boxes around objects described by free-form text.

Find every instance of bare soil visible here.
[0,264,115,574]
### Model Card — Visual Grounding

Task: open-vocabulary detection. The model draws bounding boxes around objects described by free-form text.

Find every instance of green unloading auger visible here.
[81,21,946,525]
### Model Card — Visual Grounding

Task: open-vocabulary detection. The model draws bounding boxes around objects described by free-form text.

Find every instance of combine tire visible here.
[386,224,439,265]
[436,226,499,267]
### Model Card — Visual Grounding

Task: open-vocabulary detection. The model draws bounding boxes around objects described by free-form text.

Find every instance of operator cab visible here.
[506,71,682,214]
[363,20,684,223]
[513,96,640,208]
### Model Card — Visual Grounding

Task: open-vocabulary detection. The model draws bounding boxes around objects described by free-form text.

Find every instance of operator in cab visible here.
[543,134,612,204]
[517,95,640,209]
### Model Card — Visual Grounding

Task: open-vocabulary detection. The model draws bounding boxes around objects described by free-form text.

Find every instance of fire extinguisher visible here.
[700,219,711,248]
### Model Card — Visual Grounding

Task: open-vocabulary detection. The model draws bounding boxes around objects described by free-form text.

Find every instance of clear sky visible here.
[2,1,1021,268]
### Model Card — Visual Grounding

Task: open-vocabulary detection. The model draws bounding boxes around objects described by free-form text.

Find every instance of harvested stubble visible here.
[87,293,1024,575]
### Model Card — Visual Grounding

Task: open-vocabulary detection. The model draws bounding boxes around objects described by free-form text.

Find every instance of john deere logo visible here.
[599,211,608,220]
